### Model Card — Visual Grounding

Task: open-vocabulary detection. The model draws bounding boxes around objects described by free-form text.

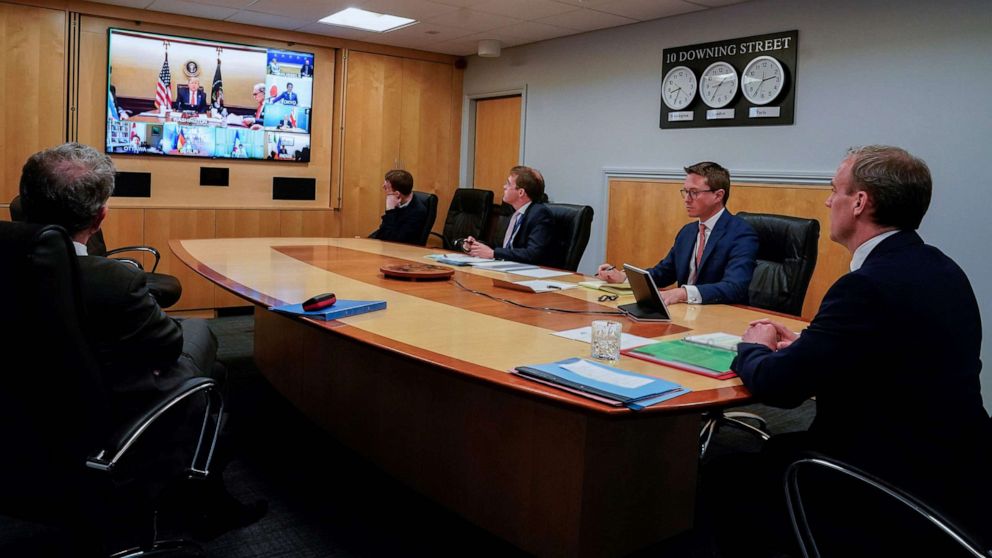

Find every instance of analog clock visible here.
[700,61,739,109]
[661,65,697,111]
[741,55,786,105]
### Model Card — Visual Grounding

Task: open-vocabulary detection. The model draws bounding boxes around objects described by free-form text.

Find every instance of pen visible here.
[548,285,562,290]
[604,265,616,272]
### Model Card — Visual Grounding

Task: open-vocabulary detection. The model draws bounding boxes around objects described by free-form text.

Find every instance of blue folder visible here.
[513,357,689,410]
[269,299,386,320]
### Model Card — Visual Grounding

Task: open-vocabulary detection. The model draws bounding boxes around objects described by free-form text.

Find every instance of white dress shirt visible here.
[850,229,900,272]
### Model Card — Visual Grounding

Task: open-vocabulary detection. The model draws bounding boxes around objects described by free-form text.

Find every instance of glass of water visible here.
[591,320,622,362]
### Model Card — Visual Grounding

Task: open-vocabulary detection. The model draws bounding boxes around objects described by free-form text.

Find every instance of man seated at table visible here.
[241,83,267,129]
[596,161,757,305]
[18,142,266,535]
[709,146,992,556]
[464,165,554,266]
[173,76,207,113]
[371,169,428,245]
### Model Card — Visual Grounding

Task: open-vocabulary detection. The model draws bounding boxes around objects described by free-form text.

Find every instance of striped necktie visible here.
[688,223,706,285]
[503,212,523,248]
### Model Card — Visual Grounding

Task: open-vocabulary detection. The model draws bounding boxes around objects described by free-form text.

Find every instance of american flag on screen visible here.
[155,54,172,110]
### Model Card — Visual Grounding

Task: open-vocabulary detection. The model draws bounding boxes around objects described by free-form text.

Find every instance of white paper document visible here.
[426,253,494,264]
[513,280,577,293]
[472,261,538,272]
[552,326,655,350]
[512,267,572,279]
[560,359,653,389]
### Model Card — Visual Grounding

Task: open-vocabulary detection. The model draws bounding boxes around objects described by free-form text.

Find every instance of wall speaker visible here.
[200,167,230,187]
[272,177,316,200]
[113,171,151,197]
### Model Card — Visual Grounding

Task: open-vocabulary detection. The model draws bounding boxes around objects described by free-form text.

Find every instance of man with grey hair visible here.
[18,143,217,416]
[707,146,991,556]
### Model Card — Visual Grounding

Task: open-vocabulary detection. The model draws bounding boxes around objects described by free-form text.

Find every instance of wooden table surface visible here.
[171,237,808,557]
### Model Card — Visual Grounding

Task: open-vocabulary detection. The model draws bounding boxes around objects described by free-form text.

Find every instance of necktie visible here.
[503,212,522,248]
[191,91,196,106]
[689,223,706,284]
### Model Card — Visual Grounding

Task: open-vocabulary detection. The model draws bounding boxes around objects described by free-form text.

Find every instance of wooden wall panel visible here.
[144,209,216,310]
[400,57,458,234]
[606,179,848,321]
[341,51,403,238]
[279,209,339,238]
[1,3,65,205]
[472,95,521,196]
[101,207,146,265]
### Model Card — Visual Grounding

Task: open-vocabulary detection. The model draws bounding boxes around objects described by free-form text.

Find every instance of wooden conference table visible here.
[172,238,806,557]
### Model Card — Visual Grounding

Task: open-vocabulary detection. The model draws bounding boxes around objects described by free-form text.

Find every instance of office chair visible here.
[699,212,819,456]
[428,188,493,250]
[785,453,991,558]
[9,195,183,308]
[544,203,594,271]
[412,191,439,246]
[0,221,223,556]
[484,201,515,248]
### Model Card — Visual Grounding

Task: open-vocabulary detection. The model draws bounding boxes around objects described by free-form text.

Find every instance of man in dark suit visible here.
[18,143,215,415]
[597,161,758,305]
[173,76,208,113]
[371,169,428,245]
[464,165,554,266]
[709,146,991,556]
[271,82,298,105]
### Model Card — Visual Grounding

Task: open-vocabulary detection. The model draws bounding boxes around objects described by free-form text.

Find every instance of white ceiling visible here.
[89,0,753,56]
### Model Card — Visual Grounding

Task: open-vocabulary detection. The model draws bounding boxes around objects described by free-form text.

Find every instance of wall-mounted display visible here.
[659,30,797,129]
[106,28,314,162]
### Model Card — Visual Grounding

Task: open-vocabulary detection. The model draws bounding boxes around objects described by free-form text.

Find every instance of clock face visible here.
[741,55,786,105]
[662,65,697,111]
[700,61,739,109]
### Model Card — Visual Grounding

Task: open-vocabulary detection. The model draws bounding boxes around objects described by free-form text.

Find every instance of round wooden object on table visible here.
[380,263,454,281]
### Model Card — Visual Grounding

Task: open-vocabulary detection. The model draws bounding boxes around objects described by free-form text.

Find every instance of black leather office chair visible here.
[0,221,223,556]
[412,191,439,246]
[699,212,820,456]
[484,201,515,249]
[429,188,493,250]
[785,453,991,558]
[10,195,183,308]
[545,203,594,271]
[739,212,820,316]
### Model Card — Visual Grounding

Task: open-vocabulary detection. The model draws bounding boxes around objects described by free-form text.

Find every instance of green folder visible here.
[623,339,737,379]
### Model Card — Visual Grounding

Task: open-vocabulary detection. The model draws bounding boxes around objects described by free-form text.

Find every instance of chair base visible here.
[700,410,771,457]
[112,538,205,558]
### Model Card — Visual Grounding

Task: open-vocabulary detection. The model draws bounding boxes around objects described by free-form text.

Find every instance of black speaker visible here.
[272,177,316,200]
[200,167,230,187]
[113,171,151,197]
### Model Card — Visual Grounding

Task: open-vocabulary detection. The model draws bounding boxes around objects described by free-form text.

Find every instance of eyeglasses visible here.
[598,294,619,302]
[679,188,715,199]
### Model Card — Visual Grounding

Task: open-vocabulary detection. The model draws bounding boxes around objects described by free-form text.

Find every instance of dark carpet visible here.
[0,311,815,557]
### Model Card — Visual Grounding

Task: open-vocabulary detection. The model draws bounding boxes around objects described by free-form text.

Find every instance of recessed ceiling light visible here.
[319,7,416,33]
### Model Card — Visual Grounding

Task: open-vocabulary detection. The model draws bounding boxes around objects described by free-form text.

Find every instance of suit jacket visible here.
[272,91,298,105]
[77,256,188,398]
[732,231,991,526]
[374,195,428,245]
[173,87,208,113]
[493,202,555,266]
[647,210,758,304]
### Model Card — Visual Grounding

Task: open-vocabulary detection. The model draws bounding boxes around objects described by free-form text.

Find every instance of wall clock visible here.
[700,61,739,109]
[661,65,697,111]
[741,55,786,105]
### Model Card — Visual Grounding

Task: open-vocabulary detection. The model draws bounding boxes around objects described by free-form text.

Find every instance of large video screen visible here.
[106,29,314,162]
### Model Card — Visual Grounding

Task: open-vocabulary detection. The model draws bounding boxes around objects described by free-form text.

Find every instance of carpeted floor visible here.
[0,311,815,557]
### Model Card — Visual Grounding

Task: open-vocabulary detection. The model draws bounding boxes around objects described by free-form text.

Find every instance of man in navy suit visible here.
[271,82,298,105]
[173,76,208,113]
[464,165,554,266]
[709,146,991,556]
[597,161,758,305]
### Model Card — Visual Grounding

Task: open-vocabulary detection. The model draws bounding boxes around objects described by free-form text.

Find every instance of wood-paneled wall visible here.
[1,1,464,311]
[472,95,521,195]
[607,179,849,321]
[0,2,66,205]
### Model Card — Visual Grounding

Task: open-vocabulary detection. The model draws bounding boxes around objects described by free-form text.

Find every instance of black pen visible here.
[548,285,562,290]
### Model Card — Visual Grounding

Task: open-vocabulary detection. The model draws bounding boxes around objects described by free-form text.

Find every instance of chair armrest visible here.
[86,376,223,478]
[428,231,449,250]
[105,245,161,272]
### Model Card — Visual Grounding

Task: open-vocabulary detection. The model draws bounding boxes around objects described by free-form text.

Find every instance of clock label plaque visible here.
[660,30,798,129]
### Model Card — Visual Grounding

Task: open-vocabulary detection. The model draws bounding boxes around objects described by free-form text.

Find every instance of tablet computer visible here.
[618,264,671,322]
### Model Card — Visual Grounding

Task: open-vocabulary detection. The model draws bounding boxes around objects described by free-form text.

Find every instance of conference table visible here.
[171,237,806,557]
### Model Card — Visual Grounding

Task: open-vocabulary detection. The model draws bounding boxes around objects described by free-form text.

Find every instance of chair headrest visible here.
[738,212,819,263]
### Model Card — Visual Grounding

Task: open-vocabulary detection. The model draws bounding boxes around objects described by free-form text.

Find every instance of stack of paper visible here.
[683,332,742,352]
[426,254,494,266]
[622,340,737,379]
[513,358,689,410]
[578,280,634,295]
[493,278,577,293]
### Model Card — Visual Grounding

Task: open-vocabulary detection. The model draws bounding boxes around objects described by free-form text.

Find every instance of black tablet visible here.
[618,264,671,321]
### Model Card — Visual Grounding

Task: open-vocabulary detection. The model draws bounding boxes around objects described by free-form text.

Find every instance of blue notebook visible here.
[269,299,386,320]
[513,357,689,410]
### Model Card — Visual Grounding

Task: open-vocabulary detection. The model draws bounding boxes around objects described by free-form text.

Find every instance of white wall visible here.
[460,0,992,409]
